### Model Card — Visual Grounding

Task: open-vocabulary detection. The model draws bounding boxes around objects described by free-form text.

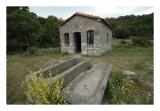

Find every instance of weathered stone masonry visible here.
[60,12,112,56]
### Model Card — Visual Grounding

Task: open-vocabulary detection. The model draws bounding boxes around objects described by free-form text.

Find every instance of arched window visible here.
[64,33,69,44]
[87,30,94,45]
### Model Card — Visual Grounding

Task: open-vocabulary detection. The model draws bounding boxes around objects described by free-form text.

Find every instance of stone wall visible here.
[60,16,112,56]
[34,58,81,78]
[25,58,90,88]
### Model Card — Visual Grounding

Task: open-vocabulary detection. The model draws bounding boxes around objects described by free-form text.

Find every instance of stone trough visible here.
[25,57,112,104]
[35,58,82,78]
[25,58,90,87]
[65,64,112,104]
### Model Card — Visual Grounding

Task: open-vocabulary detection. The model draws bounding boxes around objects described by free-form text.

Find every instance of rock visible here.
[123,71,137,76]
[123,71,137,79]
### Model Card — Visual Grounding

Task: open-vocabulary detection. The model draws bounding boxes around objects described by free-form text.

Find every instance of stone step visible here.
[65,64,112,104]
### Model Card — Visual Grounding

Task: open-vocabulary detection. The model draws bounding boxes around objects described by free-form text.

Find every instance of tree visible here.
[106,13,153,39]
[40,16,60,48]
[7,7,62,53]
[114,27,129,39]
[7,7,41,52]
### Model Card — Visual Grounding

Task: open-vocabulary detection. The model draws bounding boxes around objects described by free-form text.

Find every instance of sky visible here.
[29,6,153,19]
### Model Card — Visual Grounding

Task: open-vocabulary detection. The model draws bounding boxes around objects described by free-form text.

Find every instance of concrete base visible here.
[65,64,112,104]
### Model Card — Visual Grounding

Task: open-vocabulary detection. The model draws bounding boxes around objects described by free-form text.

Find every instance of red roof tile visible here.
[75,12,100,19]
[60,12,113,30]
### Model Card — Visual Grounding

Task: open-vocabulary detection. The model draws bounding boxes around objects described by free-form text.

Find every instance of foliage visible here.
[119,40,132,46]
[7,7,41,52]
[107,13,153,39]
[120,80,137,95]
[144,91,153,104]
[27,47,38,55]
[7,48,70,104]
[39,16,60,48]
[7,7,61,53]
[120,40,127,45]
[114,27,130,39]
[106,70,138,104]
[7,7,153,54]
[24,71,66,104]
[106,66,153,104]
[106,68,124,104]
[131,36,152,47]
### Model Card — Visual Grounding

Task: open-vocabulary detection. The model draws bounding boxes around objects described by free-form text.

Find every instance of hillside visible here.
[106,13,153,39]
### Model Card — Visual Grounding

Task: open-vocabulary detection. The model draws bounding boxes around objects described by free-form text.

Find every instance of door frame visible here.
[73,32,81,53]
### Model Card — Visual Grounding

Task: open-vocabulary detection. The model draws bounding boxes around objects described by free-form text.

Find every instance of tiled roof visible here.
[74,12,101,19]
[60,12,113,30]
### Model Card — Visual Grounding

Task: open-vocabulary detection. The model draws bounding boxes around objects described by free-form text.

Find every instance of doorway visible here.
[74,32,81,53]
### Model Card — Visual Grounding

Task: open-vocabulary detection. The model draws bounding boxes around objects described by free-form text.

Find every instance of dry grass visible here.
[82,39,153,104]
[7,48,69,104]
[87,39,153,104]
[7,40,153,104]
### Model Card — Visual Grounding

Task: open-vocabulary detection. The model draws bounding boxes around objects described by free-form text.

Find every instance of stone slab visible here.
[123,71,137,76]
[123,71,137,80]
[65,64,112,104]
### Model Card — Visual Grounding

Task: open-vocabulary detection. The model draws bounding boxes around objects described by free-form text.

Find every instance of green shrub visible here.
[120,40,128,45]
[24,72,66,104]
[144,91,153,104]
[106,66,153,104]
[106,68,124,104]
[121,80,137,95]
[106,68,138,104]
[120,40,132,46]
[27,47,38,55]
[114,27,130,39]
[131,37,152,47]
[38,48,61,56]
